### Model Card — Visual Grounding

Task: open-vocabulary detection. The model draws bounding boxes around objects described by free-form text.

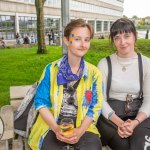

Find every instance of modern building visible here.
[0,0,124,40]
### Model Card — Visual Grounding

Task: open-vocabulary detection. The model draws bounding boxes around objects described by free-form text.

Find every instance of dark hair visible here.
[64,19,94,39]
[109,18,137,44]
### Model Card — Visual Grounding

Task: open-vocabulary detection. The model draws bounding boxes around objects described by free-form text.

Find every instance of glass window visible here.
[46,0,60,7]
[18,16,60,38]
[30,0,35,3]
[24,0,29,3]
[110,21,114,28]
[104,21,108,31]
[1,16,5,21]
[71,0,123,17]
[96,21,102,32]
[88,20,95,30]
[44,18,60,34]
[0,15,15,40]
[19,16,37,37]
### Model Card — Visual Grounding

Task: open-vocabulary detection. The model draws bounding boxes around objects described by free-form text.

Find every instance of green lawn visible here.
[0,39,150,107]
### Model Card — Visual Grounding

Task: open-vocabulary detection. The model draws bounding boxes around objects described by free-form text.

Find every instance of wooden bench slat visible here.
[10,85,32,100]
[0,140,9,150]
[12,139,23,150]
[10,99,24,111]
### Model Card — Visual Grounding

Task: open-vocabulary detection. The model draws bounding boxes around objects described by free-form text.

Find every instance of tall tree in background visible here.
[132,15,138,19]
[35,0,47,54]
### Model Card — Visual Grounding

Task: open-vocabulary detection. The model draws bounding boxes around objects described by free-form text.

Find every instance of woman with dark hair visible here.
[28,19,103,150]
[97,18,150,150]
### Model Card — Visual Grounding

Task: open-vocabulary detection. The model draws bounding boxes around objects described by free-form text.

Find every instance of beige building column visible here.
[101,21,104,32]
[108,21,111,32]
[15,13,19,34]
[94,20,97,33]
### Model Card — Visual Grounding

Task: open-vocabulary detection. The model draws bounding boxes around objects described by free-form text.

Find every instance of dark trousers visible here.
[97,115,150,150]
[41,130,102,150]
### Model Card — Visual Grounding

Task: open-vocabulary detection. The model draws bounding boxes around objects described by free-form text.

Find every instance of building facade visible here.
[0,0,124,40]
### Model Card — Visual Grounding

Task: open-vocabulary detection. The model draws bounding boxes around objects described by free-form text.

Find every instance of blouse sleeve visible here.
[34,64,52,110]
[139,56,150,117]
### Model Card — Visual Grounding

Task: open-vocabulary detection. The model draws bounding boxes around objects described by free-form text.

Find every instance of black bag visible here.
[106,53,143,118]
[14,82,38,137]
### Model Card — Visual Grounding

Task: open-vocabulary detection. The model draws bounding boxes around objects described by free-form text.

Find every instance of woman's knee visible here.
[76,132,102,150]
[108,134,129,150]
[130,128,150,150]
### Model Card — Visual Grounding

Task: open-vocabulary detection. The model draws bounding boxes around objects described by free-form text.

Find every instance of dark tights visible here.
[41,130,102,150]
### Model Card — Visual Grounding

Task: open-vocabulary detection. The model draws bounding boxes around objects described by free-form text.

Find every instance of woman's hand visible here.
[54,125,66,142]
[118,119,133,138]
[60,127,84,144]
[54,125,83,144]
[67,128,84,144]
[118,119,139,138]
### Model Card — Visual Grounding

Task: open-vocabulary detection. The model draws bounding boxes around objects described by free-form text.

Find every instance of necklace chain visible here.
[116,54,135,72]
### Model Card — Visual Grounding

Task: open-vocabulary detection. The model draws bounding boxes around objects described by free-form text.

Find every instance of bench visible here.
[0,85,32,150]
[0,84,111,150]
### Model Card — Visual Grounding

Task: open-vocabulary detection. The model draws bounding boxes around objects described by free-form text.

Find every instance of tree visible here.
[132,15,138,19]
[139,18,145,25]
[35,0,47,54]
[123,15,128,19]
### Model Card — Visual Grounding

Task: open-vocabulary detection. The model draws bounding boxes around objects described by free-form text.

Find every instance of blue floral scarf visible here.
[57,55,84,85]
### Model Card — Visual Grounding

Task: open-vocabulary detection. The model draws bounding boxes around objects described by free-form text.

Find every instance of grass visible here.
[0,45,62,107]
[0,39,150,107]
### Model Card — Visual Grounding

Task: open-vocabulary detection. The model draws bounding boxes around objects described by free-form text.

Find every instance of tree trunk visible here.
[35,0,47,54]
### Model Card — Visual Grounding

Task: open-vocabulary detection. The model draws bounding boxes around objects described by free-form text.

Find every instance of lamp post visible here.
[61,0,70,55]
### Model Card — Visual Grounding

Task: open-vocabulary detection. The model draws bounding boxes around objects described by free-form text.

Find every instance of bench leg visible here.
[0,140,9,150]
[0,105,14,140]
[24,138,31,150]
[12,139,23,150]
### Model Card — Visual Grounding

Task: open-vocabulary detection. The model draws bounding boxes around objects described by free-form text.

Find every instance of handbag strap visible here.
[106,56,112,100]
[106,53,143,100]
[137,53,143,98]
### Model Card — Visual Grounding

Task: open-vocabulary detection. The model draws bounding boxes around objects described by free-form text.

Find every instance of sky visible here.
[123,0,150,18]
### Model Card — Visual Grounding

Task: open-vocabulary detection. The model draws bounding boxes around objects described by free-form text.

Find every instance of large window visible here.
[0,15,15,40]
[45,18,60,33]
[110,21,114,28]
[71,1,123,17]
[104,21,108,31]
[19,16,60,37]
[19,16,37,37]
[45,0,61,8]
[87,20,95,31]
[96,21,102,32]
[16,0,35,4]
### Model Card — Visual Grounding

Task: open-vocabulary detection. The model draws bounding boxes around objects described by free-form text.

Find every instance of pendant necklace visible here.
[121,66,126,72]
[116,54,133,72]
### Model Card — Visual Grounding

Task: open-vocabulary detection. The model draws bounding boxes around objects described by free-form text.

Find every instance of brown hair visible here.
[64,19,94,39]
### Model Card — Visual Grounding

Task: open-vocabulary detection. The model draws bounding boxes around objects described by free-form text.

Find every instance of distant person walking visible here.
[47,29,55,45]
[0,37,6,48]
[51,29,55,44]
[16,32,21,44]
[47,31,52,45]
[145,30,149,39]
